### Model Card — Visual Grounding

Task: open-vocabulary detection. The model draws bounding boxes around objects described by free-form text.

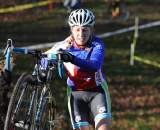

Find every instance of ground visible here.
[0,1,160,130]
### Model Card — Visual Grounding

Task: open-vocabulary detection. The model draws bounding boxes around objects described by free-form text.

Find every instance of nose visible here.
[79,29,85,37]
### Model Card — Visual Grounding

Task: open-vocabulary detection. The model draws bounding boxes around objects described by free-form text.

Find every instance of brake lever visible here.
[3,39,13,55]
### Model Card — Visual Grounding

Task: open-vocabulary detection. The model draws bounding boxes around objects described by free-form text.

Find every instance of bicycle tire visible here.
[4,73,36,130]
[35,85,56,130]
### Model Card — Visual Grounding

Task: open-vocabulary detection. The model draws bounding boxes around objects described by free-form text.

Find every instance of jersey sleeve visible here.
[73,42,105,71]
[44,41,66,54]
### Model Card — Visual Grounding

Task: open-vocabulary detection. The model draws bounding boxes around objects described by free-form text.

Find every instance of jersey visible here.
[64,36,106,91]
[45,36,112,129]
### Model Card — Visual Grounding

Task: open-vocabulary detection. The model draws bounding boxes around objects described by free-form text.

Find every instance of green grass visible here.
[1,1,160,130]
[9,25,160,130]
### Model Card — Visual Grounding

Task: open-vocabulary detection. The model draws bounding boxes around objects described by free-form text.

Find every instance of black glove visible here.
[56,49,74,62]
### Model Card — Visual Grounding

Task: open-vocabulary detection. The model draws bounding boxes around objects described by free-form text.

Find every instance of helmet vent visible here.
[68,9,95,27]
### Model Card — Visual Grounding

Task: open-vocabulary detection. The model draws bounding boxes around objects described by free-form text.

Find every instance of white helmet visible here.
[68,9,95,27]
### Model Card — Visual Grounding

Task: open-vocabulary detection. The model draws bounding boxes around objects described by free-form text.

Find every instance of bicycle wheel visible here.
[4,73,37,130]
[36,85,56,130]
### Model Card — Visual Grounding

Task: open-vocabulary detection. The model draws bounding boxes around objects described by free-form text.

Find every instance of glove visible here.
[40,58,48,70]
[56,49,74,62]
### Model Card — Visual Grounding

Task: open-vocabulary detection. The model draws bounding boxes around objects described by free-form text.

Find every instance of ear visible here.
[69,27,73,35]
[90,27,94,36]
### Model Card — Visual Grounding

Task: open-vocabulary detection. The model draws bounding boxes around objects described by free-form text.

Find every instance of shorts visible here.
[68,90,112,129]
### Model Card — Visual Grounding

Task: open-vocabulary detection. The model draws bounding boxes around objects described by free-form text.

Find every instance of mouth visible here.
[78,37,86,40]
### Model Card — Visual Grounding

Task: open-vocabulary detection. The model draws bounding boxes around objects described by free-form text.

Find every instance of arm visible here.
[73,43,105,71]
[45,35,73,54]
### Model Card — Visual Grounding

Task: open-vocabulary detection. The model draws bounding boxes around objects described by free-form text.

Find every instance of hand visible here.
[64,35,74,48]
[57,49,74,62]
[40,58,48,70]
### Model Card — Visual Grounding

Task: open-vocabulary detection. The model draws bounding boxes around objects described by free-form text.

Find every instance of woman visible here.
[45,8,112,130]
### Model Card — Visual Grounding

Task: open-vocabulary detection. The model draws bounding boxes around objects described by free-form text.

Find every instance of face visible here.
[71,26,92,46]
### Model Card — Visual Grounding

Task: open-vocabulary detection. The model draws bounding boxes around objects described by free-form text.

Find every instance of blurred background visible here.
[0,0,160,130]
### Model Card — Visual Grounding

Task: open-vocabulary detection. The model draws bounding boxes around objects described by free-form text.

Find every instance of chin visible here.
[77,42,86,46]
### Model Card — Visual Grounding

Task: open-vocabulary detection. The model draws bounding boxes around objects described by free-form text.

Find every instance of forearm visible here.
[73,57,101,71]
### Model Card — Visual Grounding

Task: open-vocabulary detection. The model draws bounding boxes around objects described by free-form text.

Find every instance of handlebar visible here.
[13,48,48,59]
[2,39,65,78]
[3,39,63,61]
[2,39,48,59]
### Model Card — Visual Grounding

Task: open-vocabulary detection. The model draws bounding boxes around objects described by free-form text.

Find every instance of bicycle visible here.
[0,39,30,128]
[4,46,64,130]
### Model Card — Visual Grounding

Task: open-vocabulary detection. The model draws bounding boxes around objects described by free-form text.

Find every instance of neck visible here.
[74,42,86,49]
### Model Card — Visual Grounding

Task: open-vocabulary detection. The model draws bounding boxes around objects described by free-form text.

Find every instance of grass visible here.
[8,25,160,130]
[1,1,160,130]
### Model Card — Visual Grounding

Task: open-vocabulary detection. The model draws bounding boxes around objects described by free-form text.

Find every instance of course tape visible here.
[21,20,160,69]
[23,41,64,49]
[22,20,160,49]
[0,0,53,14]
[134,56,160,68]
[98,21,160,38]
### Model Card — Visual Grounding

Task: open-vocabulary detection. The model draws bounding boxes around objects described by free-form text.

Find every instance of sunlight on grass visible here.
[1,1,160,130]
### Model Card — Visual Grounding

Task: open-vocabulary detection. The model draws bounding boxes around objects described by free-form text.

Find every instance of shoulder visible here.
[93,36,104,42]
[91,36,105,49]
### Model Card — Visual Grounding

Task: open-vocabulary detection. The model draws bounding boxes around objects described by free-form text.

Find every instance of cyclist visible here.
[106,0,129,20]
[44,8,112,130]
[63,0,81,13]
